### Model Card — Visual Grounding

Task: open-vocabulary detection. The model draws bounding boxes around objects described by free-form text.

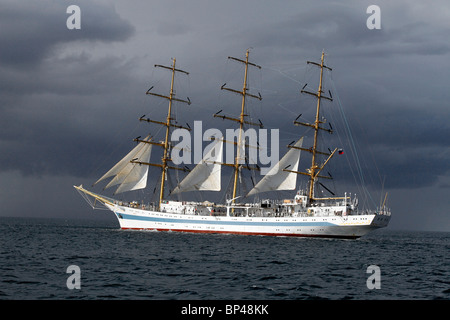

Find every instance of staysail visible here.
[94,135,153,194]
[246,137,304,196]
[171,139,223,194]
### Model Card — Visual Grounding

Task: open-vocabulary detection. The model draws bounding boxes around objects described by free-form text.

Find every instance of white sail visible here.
[95,135,152,194]
[172,139,223,194]
[247,137,303,196]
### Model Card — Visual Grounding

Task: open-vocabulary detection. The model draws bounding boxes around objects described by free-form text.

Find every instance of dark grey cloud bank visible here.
[0,0,134,67]
[0,0,136,174]
[0,0,448,231]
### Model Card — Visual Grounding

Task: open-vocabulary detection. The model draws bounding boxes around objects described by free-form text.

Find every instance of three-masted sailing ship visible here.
[75,50,390,239]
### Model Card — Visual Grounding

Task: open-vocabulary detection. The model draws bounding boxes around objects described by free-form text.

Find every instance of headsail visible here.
[171,139,223,194]
[246,137,304,196]
[94,135,153,194]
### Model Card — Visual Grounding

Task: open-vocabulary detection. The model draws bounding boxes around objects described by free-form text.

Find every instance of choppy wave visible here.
[0,217,448,300]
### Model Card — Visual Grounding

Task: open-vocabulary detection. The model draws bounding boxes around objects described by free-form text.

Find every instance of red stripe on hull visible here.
[120,227,360,240]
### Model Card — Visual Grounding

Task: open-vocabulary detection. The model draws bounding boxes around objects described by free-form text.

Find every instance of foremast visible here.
[134,58,191,209]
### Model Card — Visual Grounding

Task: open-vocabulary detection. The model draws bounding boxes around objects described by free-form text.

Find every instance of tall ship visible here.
[75,50,390,239]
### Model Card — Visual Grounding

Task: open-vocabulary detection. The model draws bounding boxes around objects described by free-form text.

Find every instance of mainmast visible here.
[214,49,263,204]
[133,58,191,209]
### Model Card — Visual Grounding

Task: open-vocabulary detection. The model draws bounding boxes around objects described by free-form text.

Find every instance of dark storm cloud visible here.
[250,3,370,51]
[219,0,450,195]
[239,0,450,192]
[245,1,450,59]
[0,0,448,230]
[0,0,136,102]
[0,0,137,177]
[0,0,134,68]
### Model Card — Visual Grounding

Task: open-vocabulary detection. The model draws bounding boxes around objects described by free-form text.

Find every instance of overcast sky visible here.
[0,0,449,231]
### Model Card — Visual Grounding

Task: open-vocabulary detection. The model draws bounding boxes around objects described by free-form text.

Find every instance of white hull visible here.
[105,203,390,239]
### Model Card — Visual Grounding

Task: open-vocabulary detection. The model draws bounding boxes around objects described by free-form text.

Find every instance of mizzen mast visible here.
[293,51,341,201]
[134,58,191,209]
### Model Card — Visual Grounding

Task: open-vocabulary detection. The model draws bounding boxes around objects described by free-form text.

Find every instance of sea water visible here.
[0,217,448,300]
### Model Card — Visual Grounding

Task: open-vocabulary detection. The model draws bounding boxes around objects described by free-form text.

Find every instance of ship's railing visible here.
[106,195,391,218]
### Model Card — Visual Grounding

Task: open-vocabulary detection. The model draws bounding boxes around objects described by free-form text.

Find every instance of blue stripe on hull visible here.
[117,212,336,227]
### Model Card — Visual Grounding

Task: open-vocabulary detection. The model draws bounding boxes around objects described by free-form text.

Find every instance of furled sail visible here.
[94,135,152,194]
[171,139,223,194]
[246,137,303,196]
